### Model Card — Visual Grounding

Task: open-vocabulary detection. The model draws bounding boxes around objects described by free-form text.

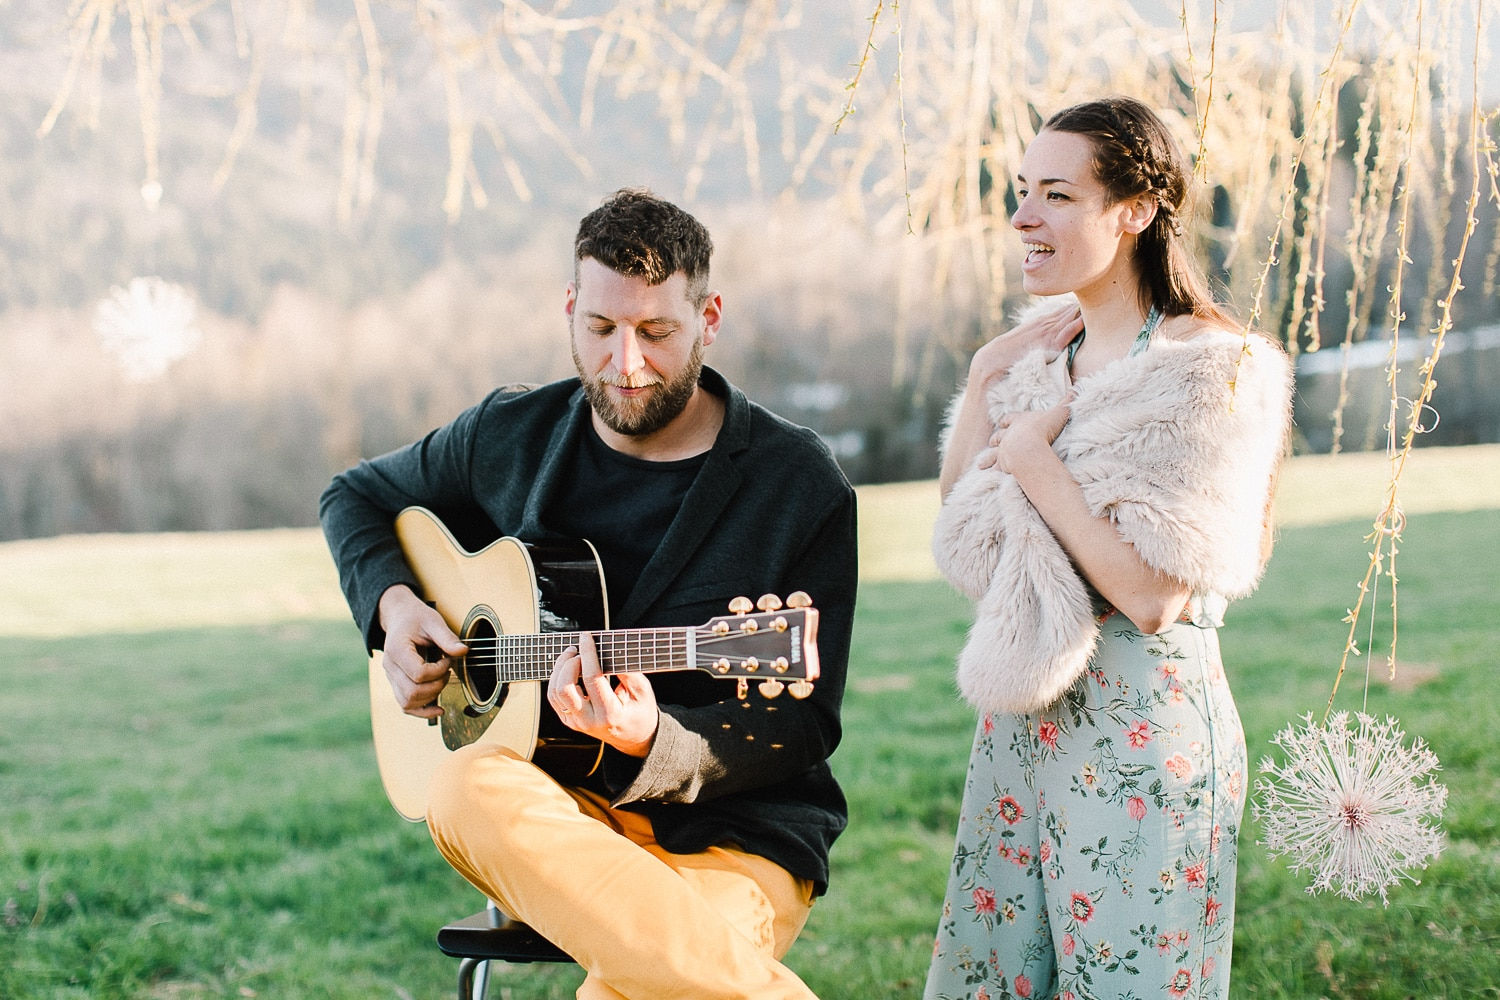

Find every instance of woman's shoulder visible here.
[1155,313,1262,344]
[1154,314,1287,363]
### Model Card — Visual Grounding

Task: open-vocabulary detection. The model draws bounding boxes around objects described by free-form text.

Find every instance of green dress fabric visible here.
[923,601,1246,1000]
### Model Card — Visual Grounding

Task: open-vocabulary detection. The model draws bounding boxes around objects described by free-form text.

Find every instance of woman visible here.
[924,97,1292,1000]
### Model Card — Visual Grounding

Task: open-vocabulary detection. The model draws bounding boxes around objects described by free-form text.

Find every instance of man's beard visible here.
[573,336,705,438]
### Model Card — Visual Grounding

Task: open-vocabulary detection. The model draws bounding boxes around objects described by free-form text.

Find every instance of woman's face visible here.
[1011,129,1145,303]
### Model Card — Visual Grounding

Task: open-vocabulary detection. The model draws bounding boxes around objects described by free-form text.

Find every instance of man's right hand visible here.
[377,584,467,719]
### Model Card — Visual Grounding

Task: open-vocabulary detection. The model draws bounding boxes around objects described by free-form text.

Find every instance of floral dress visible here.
[923,597,1246,1000]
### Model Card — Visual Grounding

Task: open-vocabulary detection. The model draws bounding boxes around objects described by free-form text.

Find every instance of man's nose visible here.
[612,328,645,375]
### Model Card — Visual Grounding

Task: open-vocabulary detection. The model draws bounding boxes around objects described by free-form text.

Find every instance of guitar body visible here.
[368,506,607,821]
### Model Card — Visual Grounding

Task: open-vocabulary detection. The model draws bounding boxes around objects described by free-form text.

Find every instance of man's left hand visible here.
[547,632,660,758]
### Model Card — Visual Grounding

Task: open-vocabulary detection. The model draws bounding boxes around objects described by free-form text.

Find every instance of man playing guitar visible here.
[319,189,857,999]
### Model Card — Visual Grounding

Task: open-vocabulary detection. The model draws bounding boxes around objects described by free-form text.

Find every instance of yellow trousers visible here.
[426,743,819,1000]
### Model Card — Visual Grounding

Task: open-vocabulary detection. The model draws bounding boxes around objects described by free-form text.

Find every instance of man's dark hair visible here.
[573,189,714,305]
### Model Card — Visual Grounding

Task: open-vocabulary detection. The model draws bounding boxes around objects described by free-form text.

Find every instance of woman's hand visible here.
[939,303,1082,498]
[966,303,1083,395]
[980,393,1074,475]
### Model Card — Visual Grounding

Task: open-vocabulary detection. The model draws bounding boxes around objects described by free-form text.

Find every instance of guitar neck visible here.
[465,628,695,683]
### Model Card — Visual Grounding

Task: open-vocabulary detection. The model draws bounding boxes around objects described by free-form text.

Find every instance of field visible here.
[2,445,1498,998]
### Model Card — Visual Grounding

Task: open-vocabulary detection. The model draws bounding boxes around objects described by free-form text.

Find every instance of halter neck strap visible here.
[1066,305,1164,371]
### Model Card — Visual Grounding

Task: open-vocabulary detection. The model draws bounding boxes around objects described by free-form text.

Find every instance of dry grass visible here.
[2,443,1495,638]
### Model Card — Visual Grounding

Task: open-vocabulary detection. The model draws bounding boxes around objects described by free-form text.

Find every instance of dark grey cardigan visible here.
[319,367,858,893]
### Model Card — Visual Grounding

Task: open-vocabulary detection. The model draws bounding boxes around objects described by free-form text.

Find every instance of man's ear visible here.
[564,281,578,319]
[700,291,724,347]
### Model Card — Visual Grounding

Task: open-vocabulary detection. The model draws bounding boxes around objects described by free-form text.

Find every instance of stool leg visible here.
[471,957,491,1000]
[456,956,489,1000]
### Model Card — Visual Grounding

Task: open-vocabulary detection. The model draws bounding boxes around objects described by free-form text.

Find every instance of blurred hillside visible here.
[1,0,1496,540]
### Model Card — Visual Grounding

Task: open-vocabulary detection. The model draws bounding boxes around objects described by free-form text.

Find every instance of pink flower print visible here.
[1155,932,1173,953]
[1068,892,1095,924]
[1205,895,1221,926]
[1126,720,1152,748]
[1227,770,1243,798]
[1081,763,1099,787]
[1061,933,1076,956]
[1038,720,1060,750]
[1127,796,1147,821]
[1014,974,1032,997]
[983,714,995,734]
[1040,841,1052,863]
[1000,899,1018,923]
[1165,753,1194,780]
[1202,957,1216,980]
[976,988,989,1000]
[1210,824,1223,853]
[1059,993,1075,1000]
[973,886,997,915]
[1167,968,1193,997]
[997,795,1024,825]
[1184,862,1207,888]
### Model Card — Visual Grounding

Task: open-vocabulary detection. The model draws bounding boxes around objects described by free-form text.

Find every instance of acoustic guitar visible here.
[368,506,821,821]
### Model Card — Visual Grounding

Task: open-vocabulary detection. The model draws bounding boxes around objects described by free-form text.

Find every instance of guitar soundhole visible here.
[462,615,499,708]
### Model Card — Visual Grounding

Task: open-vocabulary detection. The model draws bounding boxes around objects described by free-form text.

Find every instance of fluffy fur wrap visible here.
[933,325,1293,716]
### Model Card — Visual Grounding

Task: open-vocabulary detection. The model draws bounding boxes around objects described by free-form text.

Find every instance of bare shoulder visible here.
[1154,313,1227,343]
[1156,314,1281,352]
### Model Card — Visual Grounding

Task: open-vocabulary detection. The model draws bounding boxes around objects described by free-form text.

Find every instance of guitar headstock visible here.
[695,593,820,700]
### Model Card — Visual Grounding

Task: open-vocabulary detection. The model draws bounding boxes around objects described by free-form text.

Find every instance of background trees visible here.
[2,0,1495,539]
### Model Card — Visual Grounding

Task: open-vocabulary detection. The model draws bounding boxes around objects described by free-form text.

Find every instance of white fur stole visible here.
[933,327,1293,715]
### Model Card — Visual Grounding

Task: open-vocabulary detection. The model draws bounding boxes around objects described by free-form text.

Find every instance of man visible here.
[319,189,857,999]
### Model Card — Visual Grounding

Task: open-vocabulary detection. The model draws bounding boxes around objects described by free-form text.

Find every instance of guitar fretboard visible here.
[459,629,695,682]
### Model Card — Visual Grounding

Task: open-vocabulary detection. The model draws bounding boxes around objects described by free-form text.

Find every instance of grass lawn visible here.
[2,447,1497,998]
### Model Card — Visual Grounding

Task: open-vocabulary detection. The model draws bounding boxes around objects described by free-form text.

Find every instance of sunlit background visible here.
[1,0,1495,540]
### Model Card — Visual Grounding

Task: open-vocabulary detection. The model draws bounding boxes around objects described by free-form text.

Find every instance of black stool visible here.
[437,901,575,1000]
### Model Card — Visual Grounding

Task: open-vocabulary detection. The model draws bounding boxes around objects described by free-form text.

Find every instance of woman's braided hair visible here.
[1043,96,1233,326]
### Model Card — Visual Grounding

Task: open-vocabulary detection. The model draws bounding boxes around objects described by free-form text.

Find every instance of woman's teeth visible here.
[1023,242,1055,263]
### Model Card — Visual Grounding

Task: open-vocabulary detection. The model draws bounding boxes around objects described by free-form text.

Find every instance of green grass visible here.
[2,466,1498,997]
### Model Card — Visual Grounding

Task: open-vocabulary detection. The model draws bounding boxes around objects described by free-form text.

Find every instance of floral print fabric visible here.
[925,613,1246,1000]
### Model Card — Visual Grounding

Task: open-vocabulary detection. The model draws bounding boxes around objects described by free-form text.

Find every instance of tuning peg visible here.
[742,657,760,673]
[785,591,812,609]
[728,596,754,615]
[756,594,783,612]
[736,678,749,700]
[789,680,814,699]
[772,616,789,632]
[713,658,731,674]
[758,679,785,699]
[772,656,790,674]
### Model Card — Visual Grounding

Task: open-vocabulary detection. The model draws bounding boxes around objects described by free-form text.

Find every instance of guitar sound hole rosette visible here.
[460,609,501,711]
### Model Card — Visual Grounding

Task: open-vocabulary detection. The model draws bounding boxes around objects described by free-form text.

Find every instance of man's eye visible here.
[589,324,615,336]
[640,328,672,342]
